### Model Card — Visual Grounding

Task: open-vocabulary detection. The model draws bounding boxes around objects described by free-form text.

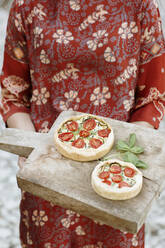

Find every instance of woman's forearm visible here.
[6,112,36,131]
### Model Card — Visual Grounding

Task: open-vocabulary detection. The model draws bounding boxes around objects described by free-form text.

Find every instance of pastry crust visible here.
[91,159,143,200]
[54,114,114,161]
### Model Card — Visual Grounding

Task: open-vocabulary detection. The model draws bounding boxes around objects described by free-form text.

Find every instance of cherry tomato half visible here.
[79,130,90,138]
[66,121,78,131]
[103,179,112,186]
[89,138,103,149]
[72,138,85,148]
[112,175,122,183]
[124,167,135,178]
[98,128,111,138]
[110,163,121,174]
[58,132,74,142]
[118,181,130,188]
[98,171,110,179]
[83,118,96,131]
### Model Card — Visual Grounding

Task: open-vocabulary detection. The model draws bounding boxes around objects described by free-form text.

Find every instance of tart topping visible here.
[98,128,111,138]
[98,171,110,179]
[89,138,103,149]
[66,120,78,131]
[112,175,122,183]
[124,167,135,178]
[72,138,85,148]
[83,118,96,131]
[97,162,137,188]
[79,130,90,137]
[118,181,130,188]
[58,132,74,142]
[103,179,112,186]
[110,163,121,174]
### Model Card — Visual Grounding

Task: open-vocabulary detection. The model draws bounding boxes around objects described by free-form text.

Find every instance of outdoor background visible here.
[0,0,165,247]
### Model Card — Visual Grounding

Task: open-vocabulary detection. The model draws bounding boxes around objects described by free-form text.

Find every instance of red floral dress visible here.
[0,0,165,247]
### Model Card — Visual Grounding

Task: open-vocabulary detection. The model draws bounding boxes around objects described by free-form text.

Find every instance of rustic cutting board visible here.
[0,110,165,234]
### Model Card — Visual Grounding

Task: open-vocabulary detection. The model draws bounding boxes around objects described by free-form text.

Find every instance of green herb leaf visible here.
[129,133,136,148]
[122,152,139,164]
[116,140,129,151]
[135,160,148,169]
[129,146,144,154]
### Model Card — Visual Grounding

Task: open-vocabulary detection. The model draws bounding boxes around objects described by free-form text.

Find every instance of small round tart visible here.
[91,159,143,200]
[54,114,114,161]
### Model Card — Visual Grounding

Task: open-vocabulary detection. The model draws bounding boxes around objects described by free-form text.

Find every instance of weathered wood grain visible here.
[17,176,159,233]
[1,110,165,233]
[0,128,51,157]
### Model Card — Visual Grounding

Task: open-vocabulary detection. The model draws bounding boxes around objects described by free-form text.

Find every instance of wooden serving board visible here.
[0,110,165,234]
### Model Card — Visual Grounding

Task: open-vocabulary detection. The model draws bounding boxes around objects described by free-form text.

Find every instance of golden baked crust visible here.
[54,114,114,161]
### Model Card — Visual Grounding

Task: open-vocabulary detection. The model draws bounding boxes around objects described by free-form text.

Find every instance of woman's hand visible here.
[18,157,27,169]
[7,112,36,168]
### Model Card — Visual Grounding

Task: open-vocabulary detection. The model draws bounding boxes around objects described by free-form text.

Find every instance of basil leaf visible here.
[135,160,148,169]
[116,140,129,151]
[129,133,136,148]
[122,152,139,164]
[129,146,144,154]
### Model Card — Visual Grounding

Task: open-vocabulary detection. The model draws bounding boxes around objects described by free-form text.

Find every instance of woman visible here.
[0,0,165,247]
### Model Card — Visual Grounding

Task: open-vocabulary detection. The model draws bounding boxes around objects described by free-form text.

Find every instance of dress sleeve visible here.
[129,0,165,129]
[0,0,31,123]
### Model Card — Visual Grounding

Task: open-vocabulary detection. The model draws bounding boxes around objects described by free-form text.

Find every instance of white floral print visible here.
[2,75,29,97]
[69,0,80,11]
[32,210,48,226]
[79,5,108,31]
[15,13,24,32]
[87,30,108,51]
[40,50,50,64]
[44,243,51,248]
[52,63,80,83]
[53,29,74,44]
[16,0,24,6]
[115,59,137,85]
[118,22,138,39]
[132,234,138,246]
[82,242,103,248]
[26,4,46,24]
[141,27,155,44]
[61,210,80,228]
[22,210,29,229]
[27,232,33,245]
[123,90,135,111]
[33,26,44,48]
[59,90,80,111]
[75,226,86,235]
[31,87,50,105]
[38,121,50,133]
[90,87,111,106]
[104,47,116,62]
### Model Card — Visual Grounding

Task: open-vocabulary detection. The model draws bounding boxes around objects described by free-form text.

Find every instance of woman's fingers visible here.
[18,157,26,169]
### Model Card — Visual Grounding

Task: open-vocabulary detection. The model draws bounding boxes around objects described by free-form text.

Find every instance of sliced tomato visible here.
[98,128,111,138]
[83,118,96,131]
[98,171,110,179]
[110,163,121,174]
[58,132,74,142]
[118,181,130,188]
[89,138,103,149]
[72,138,85,148]
[124,167,135,178]
[66,121,78,131]
[112,175,122,183]
[103,179,111,186]
[79,130,90,138]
